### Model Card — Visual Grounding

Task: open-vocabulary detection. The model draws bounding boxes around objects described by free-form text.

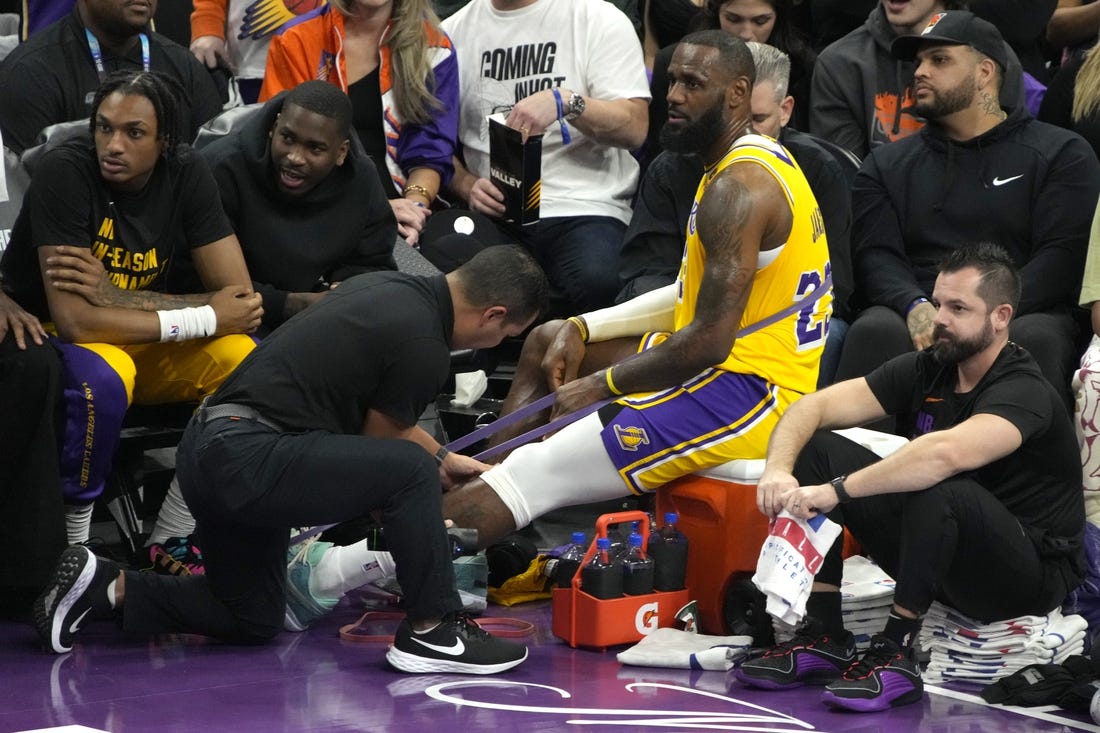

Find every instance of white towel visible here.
[752,511,843,626]
[616,627,753,671]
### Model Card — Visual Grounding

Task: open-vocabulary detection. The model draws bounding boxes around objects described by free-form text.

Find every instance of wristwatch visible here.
[830,475,852,504]
[565,92,585,121]
[434,445,450,465]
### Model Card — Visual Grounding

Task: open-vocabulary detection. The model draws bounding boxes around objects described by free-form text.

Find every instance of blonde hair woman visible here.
[261,0,458,245]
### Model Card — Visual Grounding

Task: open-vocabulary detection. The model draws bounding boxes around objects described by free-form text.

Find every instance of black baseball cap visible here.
[891,11,1007,71]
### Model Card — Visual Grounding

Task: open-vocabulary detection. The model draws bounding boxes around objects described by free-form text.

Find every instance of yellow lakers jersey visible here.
[674,133,832,394]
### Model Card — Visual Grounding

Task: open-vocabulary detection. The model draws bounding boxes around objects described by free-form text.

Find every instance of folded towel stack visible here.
[921,601,1088,684]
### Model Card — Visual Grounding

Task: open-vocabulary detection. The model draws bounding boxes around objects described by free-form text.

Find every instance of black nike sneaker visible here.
[386,612,528,674]
[33,545,120,654]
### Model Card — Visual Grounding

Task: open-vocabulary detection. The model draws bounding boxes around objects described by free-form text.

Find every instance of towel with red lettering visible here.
[752,511,843,626]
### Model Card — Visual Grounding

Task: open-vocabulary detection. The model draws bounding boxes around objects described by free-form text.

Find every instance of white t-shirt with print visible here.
[442,0,650,223]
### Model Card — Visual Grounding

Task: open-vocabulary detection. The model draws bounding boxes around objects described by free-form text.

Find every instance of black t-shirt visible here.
[212,271,454,434]
[349,68,399,199]
[866,344,1084,547]
[0,9,223,154]
[0,139,233,319]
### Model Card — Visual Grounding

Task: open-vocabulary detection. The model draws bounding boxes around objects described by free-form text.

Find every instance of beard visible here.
[913,77,977,120]
[659,103,726,155]
[931,319,995,366]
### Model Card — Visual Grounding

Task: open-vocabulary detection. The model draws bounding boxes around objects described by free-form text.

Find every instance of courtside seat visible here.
[656,427,908,634]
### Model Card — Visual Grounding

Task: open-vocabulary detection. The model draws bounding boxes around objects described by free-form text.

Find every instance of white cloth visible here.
[839,554,896,605]
[451,369,488,407]
[752,511,843,626]
[617,627,753,671]
[442,0,650,223]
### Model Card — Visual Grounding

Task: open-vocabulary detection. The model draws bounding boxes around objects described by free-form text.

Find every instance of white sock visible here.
[146,475,196,546]
[309,540,396,599]
[106,578,119,609]
[65,503,94,546]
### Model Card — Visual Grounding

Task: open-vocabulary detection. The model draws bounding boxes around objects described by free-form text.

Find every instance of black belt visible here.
[199,399,282,431]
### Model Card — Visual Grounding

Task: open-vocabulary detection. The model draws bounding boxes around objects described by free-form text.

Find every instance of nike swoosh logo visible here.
[992,174,1024,186]
[69,608,91,634]
[411,635,466,656]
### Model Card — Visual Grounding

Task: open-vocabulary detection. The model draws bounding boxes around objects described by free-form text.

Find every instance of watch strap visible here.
[830,475,852,504]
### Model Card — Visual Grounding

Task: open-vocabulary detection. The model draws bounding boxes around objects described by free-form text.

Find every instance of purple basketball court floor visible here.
[2,592,1098,733]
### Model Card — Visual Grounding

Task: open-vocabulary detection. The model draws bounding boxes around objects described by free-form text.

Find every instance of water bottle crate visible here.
[551,510,691,649]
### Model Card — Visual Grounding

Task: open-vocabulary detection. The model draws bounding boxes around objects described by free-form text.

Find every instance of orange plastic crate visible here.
[551,510,691,650]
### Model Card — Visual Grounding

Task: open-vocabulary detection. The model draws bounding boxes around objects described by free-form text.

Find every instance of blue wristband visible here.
[551,88,572,145]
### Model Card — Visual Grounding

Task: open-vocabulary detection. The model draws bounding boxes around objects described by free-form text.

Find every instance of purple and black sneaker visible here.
[735,619,856,690]
[822,634,924,712]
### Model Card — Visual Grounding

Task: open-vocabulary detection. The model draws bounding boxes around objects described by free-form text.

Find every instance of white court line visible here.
[926,684,1100,732]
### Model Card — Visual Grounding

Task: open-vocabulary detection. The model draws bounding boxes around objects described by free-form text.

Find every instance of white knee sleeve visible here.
[480,413,628,528]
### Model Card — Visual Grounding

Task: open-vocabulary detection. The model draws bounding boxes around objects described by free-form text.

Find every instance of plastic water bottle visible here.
[622,532,655,595]
[649,512,689,591]
[581,537,623,599]
[607,522,629,560]
[553,531,588,588]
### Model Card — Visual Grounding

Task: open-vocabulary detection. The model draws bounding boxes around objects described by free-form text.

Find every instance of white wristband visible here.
[582,282,677,342]
[157,305,217,342]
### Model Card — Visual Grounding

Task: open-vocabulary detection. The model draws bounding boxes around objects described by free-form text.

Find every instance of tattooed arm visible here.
[45,246,209,310]
[555,162,790,405]
[40,236,262,344]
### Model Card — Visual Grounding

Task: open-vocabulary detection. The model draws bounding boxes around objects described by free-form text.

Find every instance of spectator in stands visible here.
[0,0,222,154]
[622,41,854,385]
[0,71,262,554]
[646,0,815,168]
[260,0,458,248]
[1039,45,1100,161]
[189,0,326,105]
[805,0,874,51]
[442,0,649,314]
[0,291,66,619]
[967,0,1056,85]
[642,0,704,69]
[1046,0,1100,60]
[740,243,1084,713]
[836,12,1100,416]
[810,0,1025,159]
[199,81,398,334]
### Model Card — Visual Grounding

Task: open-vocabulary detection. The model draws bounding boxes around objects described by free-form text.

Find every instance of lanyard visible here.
[85,29,150,81]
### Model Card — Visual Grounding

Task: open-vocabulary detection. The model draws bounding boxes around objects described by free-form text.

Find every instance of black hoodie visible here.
[199,94,398,331]
[852,102,1100,317]
[810,4,1025,159]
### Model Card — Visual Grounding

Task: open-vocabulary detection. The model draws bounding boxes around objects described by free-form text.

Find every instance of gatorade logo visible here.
[635,602,659,635]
